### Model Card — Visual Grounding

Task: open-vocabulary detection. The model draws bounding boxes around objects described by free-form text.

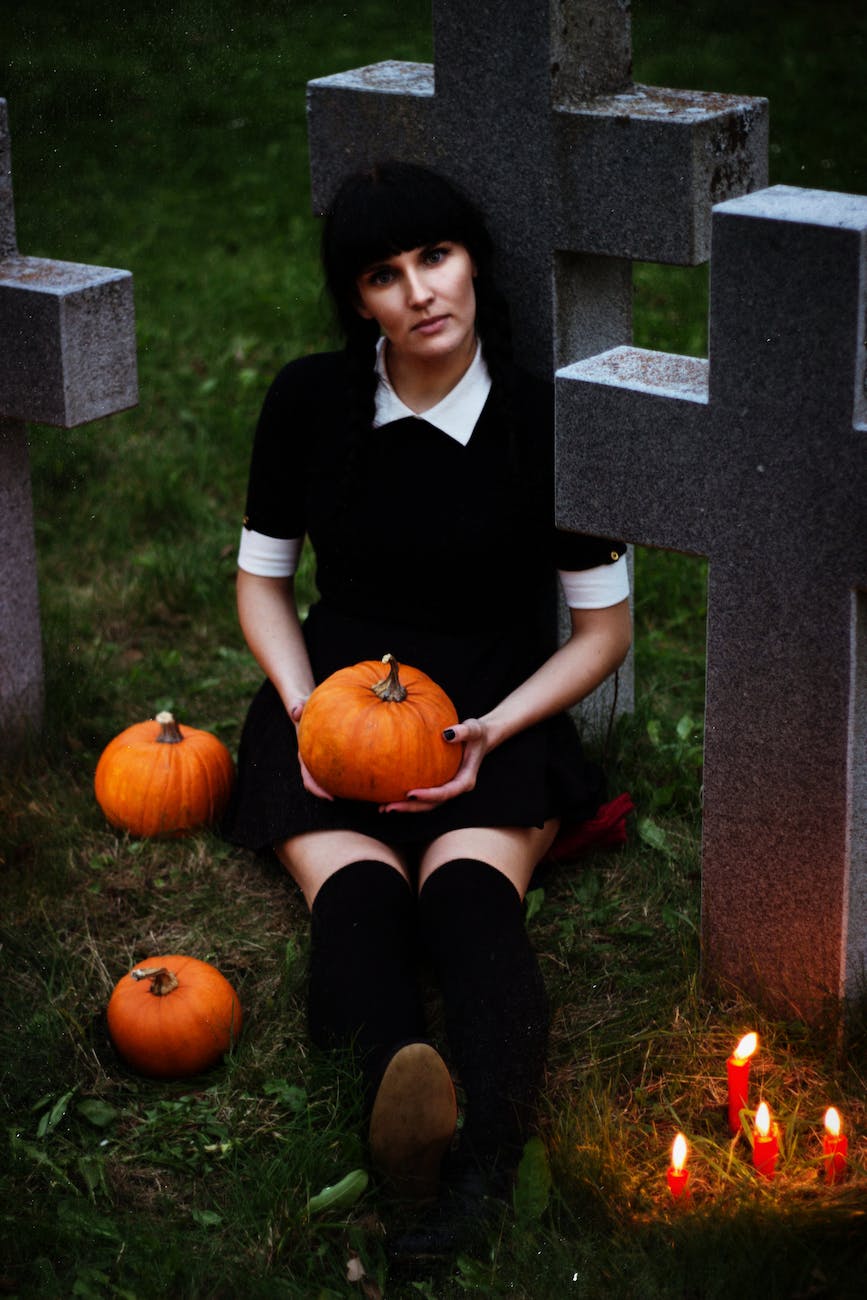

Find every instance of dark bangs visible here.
[322,161,492,330]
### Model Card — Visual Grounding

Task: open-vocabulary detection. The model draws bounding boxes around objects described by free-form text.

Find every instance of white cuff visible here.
[558,554,629,609]
[237,528,302,577]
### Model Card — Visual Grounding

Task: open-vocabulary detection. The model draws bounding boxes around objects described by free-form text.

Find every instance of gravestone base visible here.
[0,418,44,752]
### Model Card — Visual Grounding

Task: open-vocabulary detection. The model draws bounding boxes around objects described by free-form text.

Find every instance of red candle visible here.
[727,1032,758,1134]
[752,1102,778,1179]
[823,1107,848,1184]
[666,1132,690,1200]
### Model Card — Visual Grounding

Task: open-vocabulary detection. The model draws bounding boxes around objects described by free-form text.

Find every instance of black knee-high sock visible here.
[307,859,425,1079]
[417,858,549,1173]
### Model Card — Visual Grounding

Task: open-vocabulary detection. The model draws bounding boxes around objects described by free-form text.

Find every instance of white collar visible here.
[373,336,492,446]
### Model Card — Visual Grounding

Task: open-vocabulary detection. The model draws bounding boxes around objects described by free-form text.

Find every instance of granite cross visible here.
[0,98,138,753]
[307,0,767,376]
[557,186,867,1022]
[306,0,768,732]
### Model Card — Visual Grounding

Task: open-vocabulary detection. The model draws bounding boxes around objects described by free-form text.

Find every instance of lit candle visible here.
[752,1101,778,1179]
[727,1032,758,1134]
[666,1132,690,1200]
[823,1107,848,1184]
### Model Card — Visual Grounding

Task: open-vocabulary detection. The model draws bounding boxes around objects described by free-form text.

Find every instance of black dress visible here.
[223,351,625,853]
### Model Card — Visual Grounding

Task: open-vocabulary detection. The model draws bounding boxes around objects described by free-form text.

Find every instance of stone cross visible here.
[0,98,138,753]
[557,186,867,1022]
[306,0,768,732]
[307,0,767,378]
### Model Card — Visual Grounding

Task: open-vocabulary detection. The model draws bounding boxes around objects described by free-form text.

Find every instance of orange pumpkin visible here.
[107,954,242,1078]
[297,653,461,803]
[95,711,235,837]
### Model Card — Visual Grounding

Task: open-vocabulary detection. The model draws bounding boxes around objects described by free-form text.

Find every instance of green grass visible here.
[2,0,867,1295]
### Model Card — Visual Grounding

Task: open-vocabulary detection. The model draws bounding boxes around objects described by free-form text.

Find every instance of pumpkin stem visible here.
[155,711,183,744]
[371,653,408,704]
[130,965,180,996]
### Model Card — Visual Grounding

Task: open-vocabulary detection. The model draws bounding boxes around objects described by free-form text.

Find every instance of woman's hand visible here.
[379,717,489,813]
[298,754,335,801]
[379,600,632,814]
[289,697,336,802]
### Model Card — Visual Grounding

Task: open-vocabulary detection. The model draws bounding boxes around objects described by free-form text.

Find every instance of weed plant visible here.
[2,2,866,1296]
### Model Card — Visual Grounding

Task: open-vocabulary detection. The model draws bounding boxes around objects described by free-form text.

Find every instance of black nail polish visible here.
[443,728,455,741]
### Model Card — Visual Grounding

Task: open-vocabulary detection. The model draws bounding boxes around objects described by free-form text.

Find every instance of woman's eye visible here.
[423,246,450,265]
[368,268,394,286]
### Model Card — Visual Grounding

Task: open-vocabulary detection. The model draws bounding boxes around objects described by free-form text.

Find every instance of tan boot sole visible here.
[369,1043,457,1201]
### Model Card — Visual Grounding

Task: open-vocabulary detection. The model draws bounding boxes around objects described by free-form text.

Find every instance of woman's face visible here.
[354,242,477,367]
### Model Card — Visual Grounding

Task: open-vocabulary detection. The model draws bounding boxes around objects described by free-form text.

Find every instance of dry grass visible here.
[4,755,867,1296]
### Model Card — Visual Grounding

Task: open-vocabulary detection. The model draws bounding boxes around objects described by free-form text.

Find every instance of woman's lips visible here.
[412,315,449,334]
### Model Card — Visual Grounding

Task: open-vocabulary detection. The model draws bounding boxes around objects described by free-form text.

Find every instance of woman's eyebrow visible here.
[359,255,395,275]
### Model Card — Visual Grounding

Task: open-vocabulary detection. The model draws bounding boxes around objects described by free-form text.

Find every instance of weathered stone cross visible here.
[306,0,767,731]
[307,0,767,379]
[0,99,138,753]
[557,186,867,1021]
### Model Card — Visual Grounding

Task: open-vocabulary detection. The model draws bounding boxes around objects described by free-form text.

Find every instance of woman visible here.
[224,161,631,1251]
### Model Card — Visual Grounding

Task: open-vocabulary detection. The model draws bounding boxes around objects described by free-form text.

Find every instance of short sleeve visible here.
[242,361,311,540]
[553,529,626,572]
[559,554,629,608]
[237,530,302,577]
[554,530,628,608]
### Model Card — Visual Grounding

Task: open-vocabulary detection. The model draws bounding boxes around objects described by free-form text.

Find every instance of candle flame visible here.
[825,1107,841,1137]
[733,1032,758,1062]
[672,1132,688,1172]
[755,1101,771,1138]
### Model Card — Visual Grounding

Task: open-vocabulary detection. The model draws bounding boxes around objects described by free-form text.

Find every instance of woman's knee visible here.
[274,829,409,907]
[417,821,558,900]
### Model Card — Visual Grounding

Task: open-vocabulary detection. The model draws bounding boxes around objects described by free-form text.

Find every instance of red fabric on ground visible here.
[545,792,635,863]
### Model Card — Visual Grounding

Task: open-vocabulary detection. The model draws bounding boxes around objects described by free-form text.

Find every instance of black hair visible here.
[323,160,495,332]
[321,160,514,433]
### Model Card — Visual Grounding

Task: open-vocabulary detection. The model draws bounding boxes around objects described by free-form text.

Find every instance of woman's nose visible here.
[405,268,433,306]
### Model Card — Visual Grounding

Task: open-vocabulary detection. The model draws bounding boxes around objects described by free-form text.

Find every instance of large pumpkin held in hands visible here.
[94,712,234,837]
[297,653,461,803]
[107,954,242,1079]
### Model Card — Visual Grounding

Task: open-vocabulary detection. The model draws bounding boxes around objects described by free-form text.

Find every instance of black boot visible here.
[387,1158,507,1261]
[369,1041,457,1201]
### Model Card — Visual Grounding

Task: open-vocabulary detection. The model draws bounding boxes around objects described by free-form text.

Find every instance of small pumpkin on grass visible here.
[107,955,242,1078]
[297,653,462,803]
[94,711,234,837]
